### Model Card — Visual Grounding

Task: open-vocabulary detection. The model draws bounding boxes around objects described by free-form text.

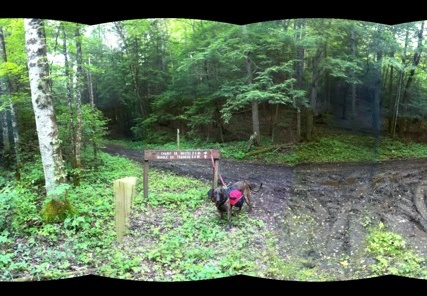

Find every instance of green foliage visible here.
[323,56,363,83]
[366,223,406,257]
[56,104,109,165]
[107,129,427,167]
[379,137,427,159]
[295,135,378,163]
[147,169,209,208]
[0,251,14,270]
[263,133,427,165]
[63,216,90,232]
[139,210,263,281]
[4,135,427,281]
[81,105,110,145]
[0,185,14,230]
[217,141,248,159]
[98,251,145,279]
[263,254,327,281]
[0,148,141,281]
[6,17,427,281]
[36,223,62,242]
[0,182,41,234]
[0,62,26,80]
[45,183,71,201]
[365,222,426,278]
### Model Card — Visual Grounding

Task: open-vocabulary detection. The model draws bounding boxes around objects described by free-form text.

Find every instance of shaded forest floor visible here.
[102,143,427,280]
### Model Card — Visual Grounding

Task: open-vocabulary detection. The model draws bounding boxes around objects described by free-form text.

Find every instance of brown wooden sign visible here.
[144,149,220,161]
[143,149,221,198]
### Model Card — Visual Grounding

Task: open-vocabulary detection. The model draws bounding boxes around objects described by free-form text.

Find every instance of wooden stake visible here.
[144,160,148,199]
[177,129,180,149]
[114,176,137,243]
[213,159,219,188]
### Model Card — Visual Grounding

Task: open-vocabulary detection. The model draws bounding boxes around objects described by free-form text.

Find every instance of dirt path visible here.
[102,143,427,278]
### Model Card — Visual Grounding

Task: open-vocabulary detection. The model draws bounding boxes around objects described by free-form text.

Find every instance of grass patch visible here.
[111,129,427,166]
[0,147,275,281]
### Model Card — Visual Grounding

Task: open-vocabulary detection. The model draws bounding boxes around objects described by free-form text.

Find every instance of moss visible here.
[41,198,75,223]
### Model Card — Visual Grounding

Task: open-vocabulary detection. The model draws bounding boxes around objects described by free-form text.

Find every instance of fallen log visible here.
[12,268,98,282]
[244,144,292,157]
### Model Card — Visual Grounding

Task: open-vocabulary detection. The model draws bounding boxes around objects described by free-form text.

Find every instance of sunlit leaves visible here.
[323,56,363,83]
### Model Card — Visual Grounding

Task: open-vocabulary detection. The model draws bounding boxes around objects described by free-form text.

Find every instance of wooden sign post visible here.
[143,149,221,198]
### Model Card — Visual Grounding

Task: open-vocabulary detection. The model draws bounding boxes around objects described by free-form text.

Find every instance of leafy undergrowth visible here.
[0,148,338,282]
[107,128,427,166]
[0,150,140,281]
[2,129,427,282]
[366,222,427,278]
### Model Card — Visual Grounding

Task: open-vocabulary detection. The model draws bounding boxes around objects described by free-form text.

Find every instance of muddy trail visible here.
[102,143,427,279]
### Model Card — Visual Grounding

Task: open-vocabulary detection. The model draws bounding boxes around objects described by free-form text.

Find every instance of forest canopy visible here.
[2,17,427,283]
[1,18,427,179]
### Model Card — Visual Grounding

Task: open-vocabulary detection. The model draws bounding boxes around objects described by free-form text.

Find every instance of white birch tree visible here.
[24,18,67,196]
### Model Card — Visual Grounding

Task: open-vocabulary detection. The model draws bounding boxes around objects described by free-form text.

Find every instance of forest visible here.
[1,17,427,284]
[2,18,427,187]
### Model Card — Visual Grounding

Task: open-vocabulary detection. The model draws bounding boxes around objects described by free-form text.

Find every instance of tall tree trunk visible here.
[306,47,323,141]
[24,18,67,196]
[391,70,403,138]
[372,65,381,132]
[87,56,94,106]
[251,101,260,144]
[296,107,301,142]
[350,28,357,121]
[310,49,323,101]
[0,26,21,177]
[8,98,20,180]
[393,28,409,138]
[399,21,424,137]
[243,25,260,144]
[113,21,144,118]
[9,101,19,164]
[214,103,224,143]
[74,25,83,172]
[294,19,305,143]
[372,26,384,134]
[387,64,394,133]
[1,110,10,154]
[86,56,98,160]
[294,19,305,90]
[0,26,11,157]
[272,104,279,143]
[61,24,76,168]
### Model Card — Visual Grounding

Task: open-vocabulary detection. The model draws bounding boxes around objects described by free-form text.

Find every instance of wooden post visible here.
[143,160,149,199]
[213,159,219,188]
[177,129,180,150]
[114,176,137,243]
